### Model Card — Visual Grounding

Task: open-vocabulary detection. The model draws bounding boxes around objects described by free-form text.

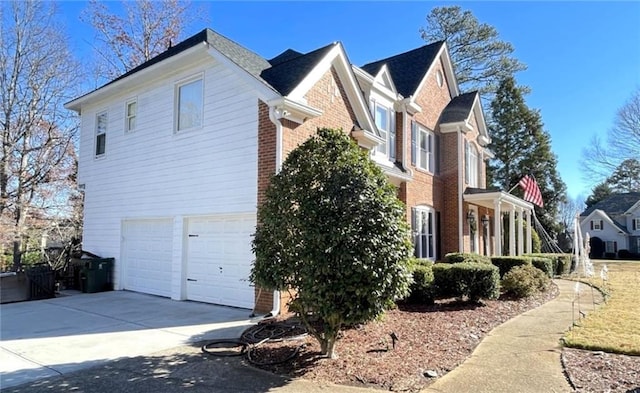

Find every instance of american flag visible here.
[518,175,544,207]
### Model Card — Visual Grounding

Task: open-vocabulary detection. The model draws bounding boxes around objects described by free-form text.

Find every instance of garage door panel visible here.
[122,219,173,297]
[186,215,255,309]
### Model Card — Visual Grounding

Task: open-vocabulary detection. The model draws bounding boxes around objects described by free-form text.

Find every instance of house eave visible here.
[351,128,383,150]
[65,44,209,112]
[268,97,323,124]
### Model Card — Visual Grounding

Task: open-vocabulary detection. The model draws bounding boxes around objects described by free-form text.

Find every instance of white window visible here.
[412,206,436,260]
[591,220,603,231]
[416,126,435,172]
[125,99,137,132]
[373,102,395,160]
[605,241,617,254]
[95,112,107,157]
[465,140,479,187]
[632,217,640,232]
[176,77,203,131]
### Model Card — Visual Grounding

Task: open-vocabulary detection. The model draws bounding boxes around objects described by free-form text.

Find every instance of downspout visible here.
[458,130,464,252]
[265,106,283,318]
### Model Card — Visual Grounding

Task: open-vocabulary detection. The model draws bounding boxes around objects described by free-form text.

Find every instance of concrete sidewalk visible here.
[423,279,604,393]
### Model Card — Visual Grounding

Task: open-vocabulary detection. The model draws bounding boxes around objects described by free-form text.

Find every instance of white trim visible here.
[94,110,108,158]
[66,44,209,112]
[174,73,204,133]
[124,97,137,133]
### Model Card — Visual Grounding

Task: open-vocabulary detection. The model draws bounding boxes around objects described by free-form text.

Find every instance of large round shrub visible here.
[502,264,551,298]
[406,259,434,304]
[251,128,412,358]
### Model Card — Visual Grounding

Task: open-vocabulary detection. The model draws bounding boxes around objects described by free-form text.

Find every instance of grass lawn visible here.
[564,260,640,355]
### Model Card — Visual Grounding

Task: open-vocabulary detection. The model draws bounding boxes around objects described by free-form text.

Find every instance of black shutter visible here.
[590,221,594,230]
[633,219,637,231]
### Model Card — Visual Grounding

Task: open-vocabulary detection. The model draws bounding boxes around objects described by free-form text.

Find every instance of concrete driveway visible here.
[0,290,255,389]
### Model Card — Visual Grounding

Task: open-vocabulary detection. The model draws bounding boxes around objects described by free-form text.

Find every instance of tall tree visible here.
[488,76,566,235]
[420,5,526,96]
[251,128,412,359]
[605,158,640,193]
[1,0,80,266]
[581,87,640,184]
[81,0,197,81]
[585,182,613,208]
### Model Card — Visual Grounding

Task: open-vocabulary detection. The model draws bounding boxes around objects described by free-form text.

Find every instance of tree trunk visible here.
[320,333,338,359]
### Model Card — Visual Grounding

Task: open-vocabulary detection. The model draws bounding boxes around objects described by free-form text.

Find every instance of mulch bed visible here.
[562,348,640,393]
[247,285,560,392]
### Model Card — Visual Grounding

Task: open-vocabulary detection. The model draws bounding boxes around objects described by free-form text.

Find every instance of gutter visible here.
[263,105,285,318]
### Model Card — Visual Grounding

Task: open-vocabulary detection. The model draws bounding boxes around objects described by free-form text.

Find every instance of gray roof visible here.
[361,41,444,98]
[580,192,640,217]
[260,43,337,96]
[440,92,478,124]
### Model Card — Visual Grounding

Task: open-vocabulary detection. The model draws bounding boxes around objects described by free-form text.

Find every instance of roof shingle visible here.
[440,92,478,124]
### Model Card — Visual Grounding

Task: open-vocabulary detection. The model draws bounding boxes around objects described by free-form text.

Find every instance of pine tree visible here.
[488,77,567,236]
[585,182,613,208]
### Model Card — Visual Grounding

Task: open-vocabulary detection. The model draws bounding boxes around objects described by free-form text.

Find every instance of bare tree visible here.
[420,6,526,97]
[581,87,640,184]
[1,0,81,267]
[81,0,197,81]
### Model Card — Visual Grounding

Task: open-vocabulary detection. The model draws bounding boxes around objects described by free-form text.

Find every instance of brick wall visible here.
[253,67,358,314]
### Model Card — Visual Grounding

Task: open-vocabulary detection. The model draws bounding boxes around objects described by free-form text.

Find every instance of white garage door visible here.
[186,214,255,309]
[121,219,173,297]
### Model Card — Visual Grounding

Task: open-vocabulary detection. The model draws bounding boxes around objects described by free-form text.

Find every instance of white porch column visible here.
[517,207,524,255]
[493,200,502,256]
[526,209,532,254]
[509,205,516,256]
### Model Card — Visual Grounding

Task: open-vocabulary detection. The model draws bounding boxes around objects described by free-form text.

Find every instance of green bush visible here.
[502,264,551,298]
[531,257,553,278]
[526,253,572,276]
[490,256,532,278]
[406,259,434,304]
[444,252,491,264]
[432,262,500,302]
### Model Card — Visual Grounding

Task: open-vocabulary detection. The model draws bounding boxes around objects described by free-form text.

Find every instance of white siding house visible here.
[68,39,278,308]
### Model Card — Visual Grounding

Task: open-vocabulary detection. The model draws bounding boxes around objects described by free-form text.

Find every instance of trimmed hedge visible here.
[432,262,500,302]
[491,256,532,278]
[531,257,554,278]
[406,258,435,304]
[502,264,551,298]
[444,252,492,264]
[526,253,571,276]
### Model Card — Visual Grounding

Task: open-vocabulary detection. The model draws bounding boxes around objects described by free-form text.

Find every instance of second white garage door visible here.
[185,214,255,309]
[121,219,173,297]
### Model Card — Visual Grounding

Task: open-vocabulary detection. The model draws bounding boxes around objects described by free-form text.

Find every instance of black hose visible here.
[201,339,247,357]
[201,322,308,364]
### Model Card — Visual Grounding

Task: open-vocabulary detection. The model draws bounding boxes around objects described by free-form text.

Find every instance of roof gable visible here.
[361,42,445,98]
[581,209,629,234]
[440,92,477,123]
[260,43,336,96]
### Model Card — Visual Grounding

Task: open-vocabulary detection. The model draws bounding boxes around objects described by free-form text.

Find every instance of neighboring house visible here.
[579,192,640,258]
[65,28,534,313]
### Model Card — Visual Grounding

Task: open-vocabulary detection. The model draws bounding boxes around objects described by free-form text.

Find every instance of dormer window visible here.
[373,102,395,160]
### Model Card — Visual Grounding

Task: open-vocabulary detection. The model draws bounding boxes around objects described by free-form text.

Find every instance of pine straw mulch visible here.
[248,285,561,392]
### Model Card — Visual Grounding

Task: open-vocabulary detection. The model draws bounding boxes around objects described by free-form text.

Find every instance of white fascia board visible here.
[463,191,534,211]
[624,200,640,215]
[399,97,421,114]
[411,42,459,103]
[352,129,383,150]
[65,44,209,112]
[267,97,323,124]
[373,65,399,98]
[206,48,281,103]
[440,121,473,134]
[471,94,491,145]
[582,209,625,233]
[289,43,377,135]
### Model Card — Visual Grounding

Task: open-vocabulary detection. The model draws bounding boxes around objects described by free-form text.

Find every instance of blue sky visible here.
[58,1,640,200]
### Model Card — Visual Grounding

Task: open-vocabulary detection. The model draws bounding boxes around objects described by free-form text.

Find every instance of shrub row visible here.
[490,256,532,278]
[444,252,492,265]
[433,262,500,302]
[526,253,571,276]
[406,258,435,304]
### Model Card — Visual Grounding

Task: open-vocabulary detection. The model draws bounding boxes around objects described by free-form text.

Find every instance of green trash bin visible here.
[80,258,114,293]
